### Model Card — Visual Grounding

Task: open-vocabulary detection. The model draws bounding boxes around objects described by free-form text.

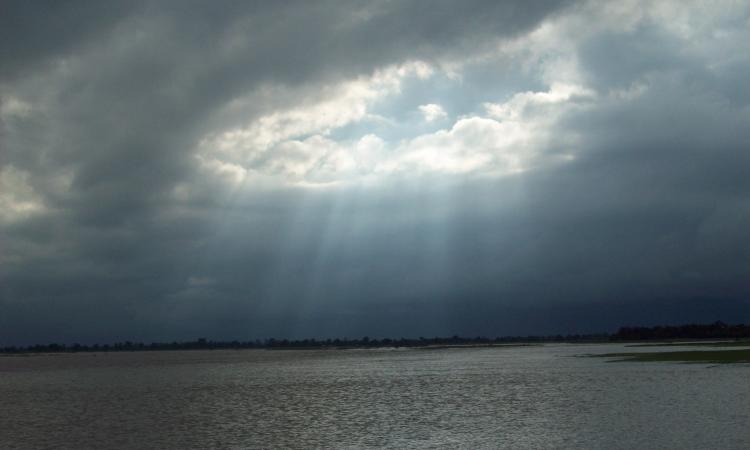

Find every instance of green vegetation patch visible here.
[593,348,750,363]
[627,340,750,348]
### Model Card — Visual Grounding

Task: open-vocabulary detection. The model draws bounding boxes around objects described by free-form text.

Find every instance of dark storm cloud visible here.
[2,0,750,344]
[0,0,143,81]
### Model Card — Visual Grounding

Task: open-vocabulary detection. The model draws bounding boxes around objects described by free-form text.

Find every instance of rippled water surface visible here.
[2,344,750,449]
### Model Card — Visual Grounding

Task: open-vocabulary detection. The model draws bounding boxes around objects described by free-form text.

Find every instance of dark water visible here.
[1,344,749,449]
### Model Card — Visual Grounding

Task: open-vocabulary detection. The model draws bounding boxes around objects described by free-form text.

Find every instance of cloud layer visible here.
[2,0,750,344]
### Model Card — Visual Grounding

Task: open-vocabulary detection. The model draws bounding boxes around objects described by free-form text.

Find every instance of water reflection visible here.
[1,345,749,448]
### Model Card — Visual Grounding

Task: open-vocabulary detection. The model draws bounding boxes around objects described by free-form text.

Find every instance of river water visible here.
[1,343,749,449]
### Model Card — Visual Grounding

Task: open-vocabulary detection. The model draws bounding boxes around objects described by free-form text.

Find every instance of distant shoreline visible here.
[0,338,599,355]
[4,322,750,355]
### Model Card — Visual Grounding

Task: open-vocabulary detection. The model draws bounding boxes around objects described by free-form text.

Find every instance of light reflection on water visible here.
[1,344,749,449]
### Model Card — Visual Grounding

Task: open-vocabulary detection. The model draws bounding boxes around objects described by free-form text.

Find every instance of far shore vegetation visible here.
[627,340,750,347]
[4,321,750,356]
[1,335,599,355]
[591,348,750,364]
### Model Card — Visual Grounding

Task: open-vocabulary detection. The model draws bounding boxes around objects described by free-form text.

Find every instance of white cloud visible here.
[0,96,33,119]
[0,166,46,223]
[195,156,248,185]
[483,83,594,121]
[196,79,590,185]
[198,61,433,161]
[196,61,434,184]
[418,103,447,122]
[380,83,593,177]
[383,117,527,175]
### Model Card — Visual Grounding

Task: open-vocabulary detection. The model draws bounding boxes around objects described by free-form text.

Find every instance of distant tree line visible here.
[3,322,749,353]
[0,334,608,354]
[611,321,750,341]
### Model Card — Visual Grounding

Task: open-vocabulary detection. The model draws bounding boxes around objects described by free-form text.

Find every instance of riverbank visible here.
[592,348,750,363]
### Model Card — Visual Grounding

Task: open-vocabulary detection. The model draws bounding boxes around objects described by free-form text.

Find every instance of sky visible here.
[2,0,750,345]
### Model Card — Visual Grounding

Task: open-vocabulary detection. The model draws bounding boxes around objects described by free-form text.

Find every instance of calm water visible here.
[1,343,749,449]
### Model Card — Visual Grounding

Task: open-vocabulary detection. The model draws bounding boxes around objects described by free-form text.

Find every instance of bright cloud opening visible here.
[418,103,448,122]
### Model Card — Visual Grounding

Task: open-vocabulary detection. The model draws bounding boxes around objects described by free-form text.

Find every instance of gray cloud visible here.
[2,0,750,344]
